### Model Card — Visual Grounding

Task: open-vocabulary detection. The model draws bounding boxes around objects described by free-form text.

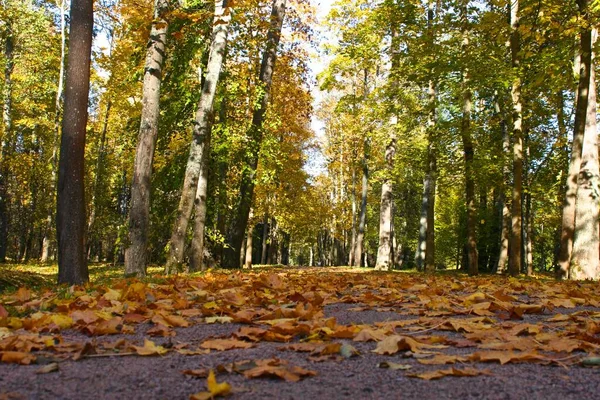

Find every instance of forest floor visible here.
[1,264,600,399]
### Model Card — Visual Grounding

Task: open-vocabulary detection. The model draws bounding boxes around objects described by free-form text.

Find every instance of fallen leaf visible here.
[417,354,467,365]
[372,335,445,355]
[205,316,234,324]
[201,338,254,351]
[377,361,412,370]
[132,339,168,356]
[469,351,548,365]
[0,351,36,365]
[190,370,231,400]
[242,359,317,382]
[36,363,59,374]
[408,367,491,380]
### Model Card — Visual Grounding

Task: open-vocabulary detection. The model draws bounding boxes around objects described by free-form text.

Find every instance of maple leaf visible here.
[469,351,549,365]
[417,354,468,365]
[200,338,254,351]
[242,359,317,382]
[132,339,168,356]
[190,370,231,400]
[408,367,492,380]
[372,335,446,355]
[0,351,36,365]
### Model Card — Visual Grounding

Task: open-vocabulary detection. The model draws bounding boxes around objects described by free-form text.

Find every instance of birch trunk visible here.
[244,221,253,269]
[125,0,170,277]
[165,0,230,273]
[558,0,593,279]
[349,167,357,266]
[571,28,599,280]
[460,2,477,276]
[375,135,396,270]
[56,0,93,284]
[223,0,287,268]
[508,0,523,277]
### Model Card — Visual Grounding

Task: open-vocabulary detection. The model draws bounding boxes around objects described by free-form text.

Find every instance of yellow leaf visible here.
[133,339,168,356]
[103,288,122,301]
[190,370,231,400]
[50,314,73,329]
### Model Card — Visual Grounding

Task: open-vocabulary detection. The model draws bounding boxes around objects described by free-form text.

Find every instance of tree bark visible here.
[508,0,523,277]
[56,0,93,284]
[571,27,599,280]
[495,97,510,274]
[353,139,369,267]
[0,14,14,262]
[222,0,287,268]
[125,0,170,277]
[165,0,230,274]
[244,218,253,269]
[349,167,357,266]
[460,2,477,276]
[558,0,593,279]
[375,134,396,270]
[260,215,268,265]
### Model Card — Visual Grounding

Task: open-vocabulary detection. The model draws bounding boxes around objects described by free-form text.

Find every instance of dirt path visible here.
[1,268,599,399]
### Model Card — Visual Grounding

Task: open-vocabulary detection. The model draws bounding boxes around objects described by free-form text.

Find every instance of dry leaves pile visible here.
[1,267,600,395]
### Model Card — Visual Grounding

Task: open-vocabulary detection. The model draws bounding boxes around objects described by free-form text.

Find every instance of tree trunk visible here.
[508,0,523,277]
[244,221,253,269]
[349,167,357,266]
[495,97,510,274]
[165,0,230,274]
[41,0,67,263]
[571,28,599,280]
[222,0,287,268]
[87,101,111,259]
[0,15,14,262]
[188,128,212,272]
[56,0,93,284]
[558,0,593,279]
[125,0,170,277]
[460,4,477,276]
[375,134,396,270]
[353,139,369,267]
[260,215,268,265]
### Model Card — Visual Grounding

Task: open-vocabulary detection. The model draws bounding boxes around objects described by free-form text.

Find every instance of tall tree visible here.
[56,0,93,284]
[570,25,598,280]
[222,0,287,268]
[558,0,593,279]
[375,125,395,270]
[165,0,231,274]
[508,0,523,277]
[125,0,170,277]
[0,1,14,262]
[416,0,438,272]
[460,0,477,275]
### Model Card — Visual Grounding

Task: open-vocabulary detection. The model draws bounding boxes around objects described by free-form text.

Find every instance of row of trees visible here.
[313,0,599,280]
[0,0,321,283]
[1,0,599,282]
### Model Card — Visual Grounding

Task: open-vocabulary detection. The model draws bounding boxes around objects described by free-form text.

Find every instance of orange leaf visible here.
[200,338,254,351]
